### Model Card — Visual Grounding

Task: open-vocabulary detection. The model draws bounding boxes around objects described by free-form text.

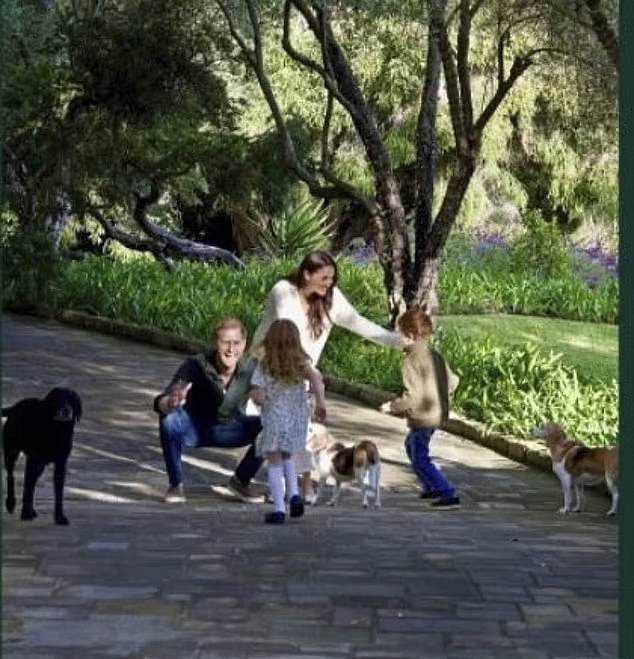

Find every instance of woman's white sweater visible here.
[252,279,403,365]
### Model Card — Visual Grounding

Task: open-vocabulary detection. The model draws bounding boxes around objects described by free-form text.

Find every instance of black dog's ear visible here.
[69,391,82,423]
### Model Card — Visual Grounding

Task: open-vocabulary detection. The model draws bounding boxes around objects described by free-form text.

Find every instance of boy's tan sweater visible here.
[387,340,459,428]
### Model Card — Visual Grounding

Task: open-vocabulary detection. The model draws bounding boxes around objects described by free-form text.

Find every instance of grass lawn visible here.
[439,314,618,384]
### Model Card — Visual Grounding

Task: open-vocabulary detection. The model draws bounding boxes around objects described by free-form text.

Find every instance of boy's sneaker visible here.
[419,491,441,500]
[431,496,460,510]
[164,484,186,503]
[289,495,305,518]
[227,475,265,503]
[264,511,286,524]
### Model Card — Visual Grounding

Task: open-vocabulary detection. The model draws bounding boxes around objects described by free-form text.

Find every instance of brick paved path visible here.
[2,314,618,658]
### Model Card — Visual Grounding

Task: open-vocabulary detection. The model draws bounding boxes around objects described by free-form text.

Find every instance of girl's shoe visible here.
[304,492,318,505]
[265,511,286,524]
[289,495,305,518]
[419,491,441,500]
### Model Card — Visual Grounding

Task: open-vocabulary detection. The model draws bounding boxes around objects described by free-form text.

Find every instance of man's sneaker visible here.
[226,475,265,503]
[431,496,460,510]
[419,491,441,501]
[264,511,286,524]
[164,484,186,503]
[289,495,305,518]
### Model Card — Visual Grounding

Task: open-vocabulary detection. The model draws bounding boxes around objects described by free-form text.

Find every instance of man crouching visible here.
[154,317,263,503]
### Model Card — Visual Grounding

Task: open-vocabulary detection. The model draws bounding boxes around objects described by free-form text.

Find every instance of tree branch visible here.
[469,0,486,18]
[88,208,175,270]
[429,0,468,155]
[281,1,362,122]
[214,0,373,210]
[584,0,618,69]
[474,55,532,135]
[457,0,474,132]
[131,188,245,267]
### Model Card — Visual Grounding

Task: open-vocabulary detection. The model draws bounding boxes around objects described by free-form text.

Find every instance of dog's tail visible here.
[354,441,380,468]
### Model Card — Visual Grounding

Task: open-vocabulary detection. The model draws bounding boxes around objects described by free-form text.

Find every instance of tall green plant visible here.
[247,194,335,260]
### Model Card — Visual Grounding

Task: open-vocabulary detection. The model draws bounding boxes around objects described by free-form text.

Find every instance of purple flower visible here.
[571,241,618,278]
[473,231,509,252]
[349,240,377,265]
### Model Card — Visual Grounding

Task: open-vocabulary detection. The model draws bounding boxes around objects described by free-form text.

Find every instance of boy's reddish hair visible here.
[397,308,434,340]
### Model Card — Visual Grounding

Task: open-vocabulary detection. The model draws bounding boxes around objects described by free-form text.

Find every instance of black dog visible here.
[2,387,82,525]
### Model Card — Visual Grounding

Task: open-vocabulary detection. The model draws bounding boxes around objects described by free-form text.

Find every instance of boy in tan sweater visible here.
[380,308,461,509]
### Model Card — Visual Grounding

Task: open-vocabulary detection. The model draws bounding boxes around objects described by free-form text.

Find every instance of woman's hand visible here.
[314,405,327,423]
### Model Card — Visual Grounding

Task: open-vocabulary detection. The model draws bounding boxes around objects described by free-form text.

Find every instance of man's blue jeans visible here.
[405,428,455,498]
[159,409,263,487]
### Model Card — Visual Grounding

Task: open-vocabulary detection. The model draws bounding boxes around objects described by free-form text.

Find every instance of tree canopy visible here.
[2,0,618,309]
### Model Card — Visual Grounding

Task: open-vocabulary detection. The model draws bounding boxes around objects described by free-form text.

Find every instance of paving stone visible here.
[95,599,184,616]
[267,622,372,645]
[354,650,441,659]
[297,643,352,655]
[332,607,372,627]
[58,585,159,600]
[374,632,445,649]
[85,542,130,551]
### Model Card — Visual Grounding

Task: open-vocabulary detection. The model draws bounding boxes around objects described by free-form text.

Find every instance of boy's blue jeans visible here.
[405,428,456,498]
[159,408,263,487]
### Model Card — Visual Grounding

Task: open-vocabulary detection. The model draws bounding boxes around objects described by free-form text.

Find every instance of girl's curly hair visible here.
[255,319,311,384]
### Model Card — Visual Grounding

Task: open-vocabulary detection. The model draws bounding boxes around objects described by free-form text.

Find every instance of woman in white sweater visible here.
[252,250,405,502]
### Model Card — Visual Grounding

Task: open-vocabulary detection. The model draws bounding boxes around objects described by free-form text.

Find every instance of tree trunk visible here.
[414,6,444,280]
[415,256,441,316]
[414,155,476,312]
[377,181,409,323]
[44,195,72,250]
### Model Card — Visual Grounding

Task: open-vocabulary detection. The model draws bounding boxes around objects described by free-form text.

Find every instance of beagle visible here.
[533,422,618,516]
[307,424,381,508]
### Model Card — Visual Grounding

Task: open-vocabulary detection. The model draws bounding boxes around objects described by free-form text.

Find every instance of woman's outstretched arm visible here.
[331,287,405,349]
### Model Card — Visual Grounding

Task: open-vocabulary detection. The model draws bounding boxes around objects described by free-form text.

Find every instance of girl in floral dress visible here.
[250,320,326,524]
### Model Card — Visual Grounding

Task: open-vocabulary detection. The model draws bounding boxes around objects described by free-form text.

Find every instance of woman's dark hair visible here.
[286,251,338,338]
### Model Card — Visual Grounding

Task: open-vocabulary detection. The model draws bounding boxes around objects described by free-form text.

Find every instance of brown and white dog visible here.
[307,424,381,508]
[532,422,618,516]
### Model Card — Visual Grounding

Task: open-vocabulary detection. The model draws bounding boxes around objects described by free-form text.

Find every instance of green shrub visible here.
[2,228,61,309]
[509,211,574,280]
[437,331,618,446]
[439,264,617,323]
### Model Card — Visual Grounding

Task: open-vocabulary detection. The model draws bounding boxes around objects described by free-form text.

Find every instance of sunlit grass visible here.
[439,314,617,384]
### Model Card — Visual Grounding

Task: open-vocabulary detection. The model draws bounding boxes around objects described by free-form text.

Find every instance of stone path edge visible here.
[6,305,559,477]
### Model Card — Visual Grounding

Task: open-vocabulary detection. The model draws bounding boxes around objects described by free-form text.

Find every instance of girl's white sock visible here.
[283,458,299,499]
[267,464,286,513]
